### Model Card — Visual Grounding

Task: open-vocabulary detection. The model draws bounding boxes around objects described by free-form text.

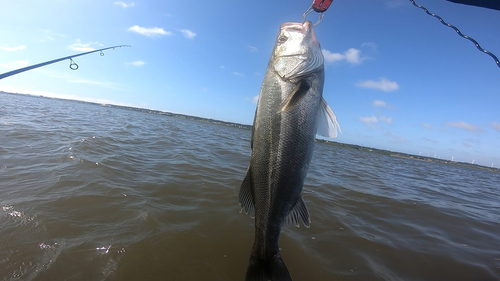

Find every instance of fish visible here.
[238,21,341,281]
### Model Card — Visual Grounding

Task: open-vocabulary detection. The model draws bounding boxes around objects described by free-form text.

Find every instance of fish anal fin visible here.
[279,80,310,112]
[285,195,311,228]
[316,97,341,138]
[238,167,255,218]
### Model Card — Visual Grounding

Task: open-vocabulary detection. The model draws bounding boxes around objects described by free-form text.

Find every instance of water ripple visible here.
[1,92,499,280]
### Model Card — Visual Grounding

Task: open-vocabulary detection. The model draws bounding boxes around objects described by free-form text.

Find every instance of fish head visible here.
[273,21,324,80]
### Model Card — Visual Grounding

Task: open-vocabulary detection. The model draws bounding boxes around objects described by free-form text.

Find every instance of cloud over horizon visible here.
[68,79,117,89]
[0,60,29,69]
[128,25,171,37]
[360,114,392,127]
[322,48,364,65]
[0,45,26,51]
[68,40,103,52]
[126,61,145,66]
[356,78,399,92]
[446,121,482,132]
[360,115,378,126]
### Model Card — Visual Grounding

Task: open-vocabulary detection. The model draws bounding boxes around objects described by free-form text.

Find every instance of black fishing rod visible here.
[446,0,500,11]
[0,45,131,80]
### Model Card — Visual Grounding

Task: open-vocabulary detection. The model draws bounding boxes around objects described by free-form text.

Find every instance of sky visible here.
[1,0,499,167]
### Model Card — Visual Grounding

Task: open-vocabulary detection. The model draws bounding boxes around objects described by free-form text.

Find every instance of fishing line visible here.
[409,0,500,69]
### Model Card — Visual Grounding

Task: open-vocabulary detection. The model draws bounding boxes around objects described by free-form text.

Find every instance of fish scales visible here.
[239,21,340,281]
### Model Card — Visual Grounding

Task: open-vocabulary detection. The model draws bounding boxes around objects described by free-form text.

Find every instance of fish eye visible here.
[277,36,287,44]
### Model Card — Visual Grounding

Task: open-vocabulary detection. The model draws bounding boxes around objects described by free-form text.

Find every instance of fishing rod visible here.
[0,45,131,80]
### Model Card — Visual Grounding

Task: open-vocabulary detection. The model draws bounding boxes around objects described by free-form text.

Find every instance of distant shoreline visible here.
[2,91,498,173]
[315,139,499,173]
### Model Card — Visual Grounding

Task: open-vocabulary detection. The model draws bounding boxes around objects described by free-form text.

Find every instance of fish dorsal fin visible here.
[279,80,310,112]
[238,167,255,218]
[316,97,341,138]
[285,195,311,228]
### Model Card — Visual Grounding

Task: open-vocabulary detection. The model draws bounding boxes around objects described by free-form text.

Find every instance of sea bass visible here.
[239,21,340,280]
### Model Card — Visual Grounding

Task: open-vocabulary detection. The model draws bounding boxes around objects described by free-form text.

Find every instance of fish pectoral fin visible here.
[238,167,255,218]
[279,80,310,112]
[316,97,342,138]
[285,195,311,228]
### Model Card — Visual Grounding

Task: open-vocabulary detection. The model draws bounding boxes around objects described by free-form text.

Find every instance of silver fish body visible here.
[239,21,340,281]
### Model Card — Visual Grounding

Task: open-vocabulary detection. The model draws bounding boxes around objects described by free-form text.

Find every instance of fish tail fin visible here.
[245,253,292,281]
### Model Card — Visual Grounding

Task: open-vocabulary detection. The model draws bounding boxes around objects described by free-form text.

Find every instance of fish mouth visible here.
[280,21,318,44]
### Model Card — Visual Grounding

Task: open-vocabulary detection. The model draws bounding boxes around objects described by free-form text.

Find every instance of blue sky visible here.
[1,0,499,167]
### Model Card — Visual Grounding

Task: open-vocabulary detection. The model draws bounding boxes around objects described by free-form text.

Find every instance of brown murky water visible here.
[1,92,499,280]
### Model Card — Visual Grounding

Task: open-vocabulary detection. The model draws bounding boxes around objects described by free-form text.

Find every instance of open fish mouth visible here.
[280,21,318,43]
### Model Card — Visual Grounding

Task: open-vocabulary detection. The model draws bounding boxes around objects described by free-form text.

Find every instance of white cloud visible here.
[322,48,363,65]
[0,86,132,107]
[360,115,378,124]
[180,29,197,39]
[322,50,344,64]
[344,48,362,64]
[68,40,104,52]
[446,121,481,132]
[0,45,26,51]
[356,78,399,92]
[360,114,392,127]
[247,45,258,52]
[423,123,432,130]
[379,116,392,124]
[114,1,135,8]
[232,72,244,76]
[128,25,171,37]
[0,60,30,69]
[67,79,117,89]
[252,95,259,104]
[126,60,145,66]
[361,42,377,51]
[38,29,66,42]
[372,100,388,107]
[0,86,63,98]
[492,122,500,132]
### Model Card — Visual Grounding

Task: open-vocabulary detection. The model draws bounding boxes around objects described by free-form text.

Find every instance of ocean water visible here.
[1,92,499,281]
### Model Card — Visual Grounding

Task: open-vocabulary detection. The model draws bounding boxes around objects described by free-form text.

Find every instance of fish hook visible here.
[69,58,79,70]
[100,51,104,56]
[303,0,333,26]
